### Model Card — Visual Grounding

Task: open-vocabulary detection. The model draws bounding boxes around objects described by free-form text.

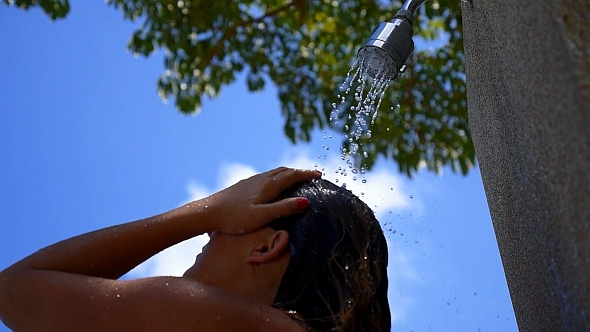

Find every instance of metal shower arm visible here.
[401,0,428,16]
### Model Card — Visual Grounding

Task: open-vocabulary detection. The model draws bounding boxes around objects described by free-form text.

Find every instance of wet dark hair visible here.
[268,178,390,332]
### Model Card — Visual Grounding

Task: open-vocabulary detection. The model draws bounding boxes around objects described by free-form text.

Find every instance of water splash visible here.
[329,53,392,181]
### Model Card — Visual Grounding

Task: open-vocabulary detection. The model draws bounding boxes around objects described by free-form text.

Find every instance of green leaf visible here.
[6,0,70,19]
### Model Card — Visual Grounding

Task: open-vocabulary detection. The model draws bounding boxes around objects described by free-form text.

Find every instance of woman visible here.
[0,167,390,331]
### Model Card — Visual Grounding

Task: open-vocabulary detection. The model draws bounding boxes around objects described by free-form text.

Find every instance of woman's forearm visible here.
[1,167,320,280]
[3,200,213,280]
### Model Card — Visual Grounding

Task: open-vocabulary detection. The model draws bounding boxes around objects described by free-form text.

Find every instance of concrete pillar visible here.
[461,0,590,330]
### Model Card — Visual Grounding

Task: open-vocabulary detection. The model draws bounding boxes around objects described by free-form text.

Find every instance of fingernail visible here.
[296,198,310,211]
[314,170,322,176]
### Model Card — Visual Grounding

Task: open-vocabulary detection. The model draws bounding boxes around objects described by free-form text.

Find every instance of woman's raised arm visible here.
[0,167,320,331]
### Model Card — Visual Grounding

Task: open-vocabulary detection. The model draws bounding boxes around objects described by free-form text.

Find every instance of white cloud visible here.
[185,180,210,203]
[279,148,413,219]
[127,236,209,278]
[383,238,421,324]
[217,162,258,188]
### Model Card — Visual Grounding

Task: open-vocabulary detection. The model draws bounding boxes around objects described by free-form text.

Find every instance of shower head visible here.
[357,0,428,81]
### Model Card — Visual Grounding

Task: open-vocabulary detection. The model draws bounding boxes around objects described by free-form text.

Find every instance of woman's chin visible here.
[182,263,198,279]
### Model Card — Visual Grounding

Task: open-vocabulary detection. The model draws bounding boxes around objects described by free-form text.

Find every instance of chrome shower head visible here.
[357,0,427,81]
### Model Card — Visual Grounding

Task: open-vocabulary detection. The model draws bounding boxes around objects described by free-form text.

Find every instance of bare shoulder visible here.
[114,276,306,332]
[8,273,305,332]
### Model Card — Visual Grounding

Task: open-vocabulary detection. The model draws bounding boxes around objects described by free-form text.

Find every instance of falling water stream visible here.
[322,53,392,188]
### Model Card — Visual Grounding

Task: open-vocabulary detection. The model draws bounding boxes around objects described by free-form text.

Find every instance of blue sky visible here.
[0,2,517,331]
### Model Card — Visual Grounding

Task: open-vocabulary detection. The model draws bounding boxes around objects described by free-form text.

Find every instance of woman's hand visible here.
[204,167,321,235]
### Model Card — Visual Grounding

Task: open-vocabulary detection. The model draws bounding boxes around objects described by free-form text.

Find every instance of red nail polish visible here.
[296,198,310,211]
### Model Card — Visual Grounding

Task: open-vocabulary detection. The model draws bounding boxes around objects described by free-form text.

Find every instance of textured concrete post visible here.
[461,0,590,330]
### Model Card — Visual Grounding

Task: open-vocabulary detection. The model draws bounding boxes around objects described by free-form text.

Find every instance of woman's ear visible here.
[245,230,289,264]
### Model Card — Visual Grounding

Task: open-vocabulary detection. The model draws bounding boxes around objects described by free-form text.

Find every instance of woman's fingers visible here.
[265,168,321,197]
[256,197,311,223]
[265,166,291,178]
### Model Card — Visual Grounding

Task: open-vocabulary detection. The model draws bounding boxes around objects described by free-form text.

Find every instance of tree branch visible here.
[202,0,303,68]
[240,0,303,28]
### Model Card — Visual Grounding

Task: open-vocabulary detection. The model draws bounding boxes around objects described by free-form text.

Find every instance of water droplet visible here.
[341,183,347,188]
[362,179,367,184]
[410,195,414,199]
[344,265,349,270]
[116,294,120,298]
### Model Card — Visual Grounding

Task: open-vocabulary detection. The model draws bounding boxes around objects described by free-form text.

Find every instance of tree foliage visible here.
[3,0,68,19]
[4,0,475,177]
